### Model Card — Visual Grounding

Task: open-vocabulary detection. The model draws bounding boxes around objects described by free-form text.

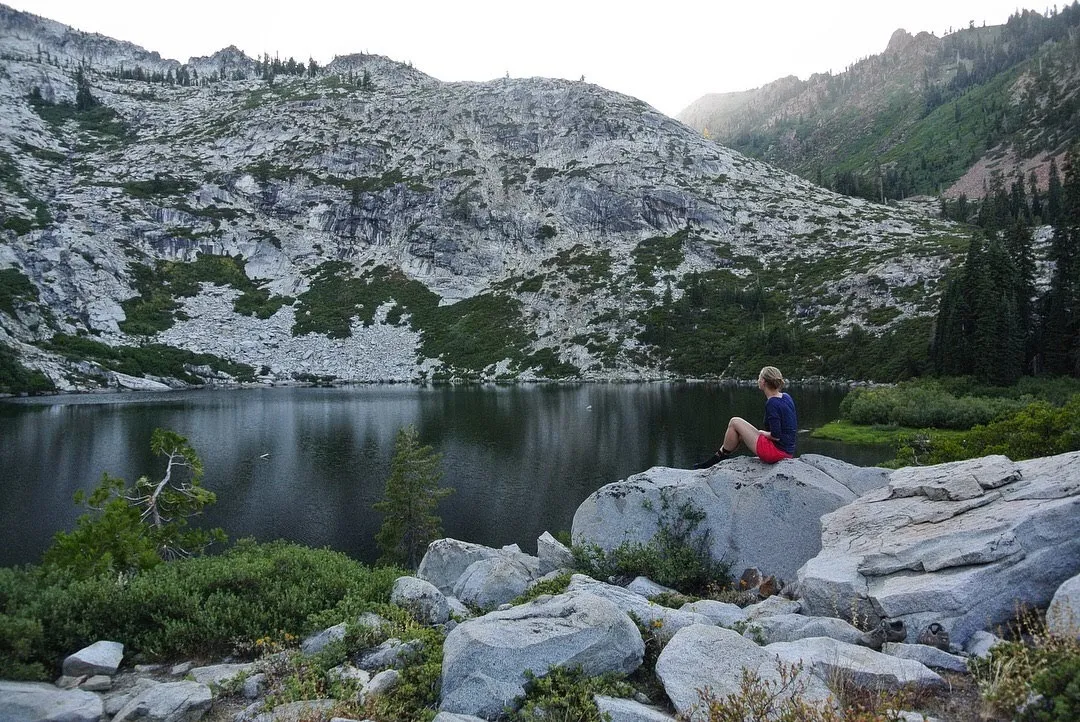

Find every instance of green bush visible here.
[509,666,635,722]
[0,343,55,395]
[0,268,38,316]
[572,493,731,596]
[42,334,255,384]
[894,394,1080,465]
[0,541,403,679]
[840,380,1027,429]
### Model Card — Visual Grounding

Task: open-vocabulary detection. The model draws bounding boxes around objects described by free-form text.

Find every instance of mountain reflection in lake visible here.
[0,384,892,568]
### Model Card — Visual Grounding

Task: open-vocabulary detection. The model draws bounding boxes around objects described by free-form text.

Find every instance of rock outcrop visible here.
[572,457,881,581]
[798,452,1080,647]
[0,681,104,722]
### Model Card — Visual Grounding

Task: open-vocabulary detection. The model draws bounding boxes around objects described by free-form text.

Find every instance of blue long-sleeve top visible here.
[763,393,797,455]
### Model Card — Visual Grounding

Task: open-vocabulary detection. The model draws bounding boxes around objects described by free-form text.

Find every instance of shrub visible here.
[0,541,403,678]
[972,610,1080,721]
[510,572,573,606]
[893,394,1080,466]
[508,666,635,722]
[41,334,255,384]
[839,380,1025,430]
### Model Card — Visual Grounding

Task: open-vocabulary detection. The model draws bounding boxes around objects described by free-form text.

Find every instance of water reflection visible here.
[0,384,891,567]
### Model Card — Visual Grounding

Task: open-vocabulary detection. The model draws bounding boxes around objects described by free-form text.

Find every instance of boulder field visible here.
[3,451,1079,721]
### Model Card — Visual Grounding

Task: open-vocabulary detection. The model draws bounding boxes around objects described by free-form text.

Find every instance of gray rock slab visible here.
[300,622,347,655]
[440,591,644,719]
[743,595,802,620]
[113,680,212,722]
[453,556,534,610]
[594,695,677,721]
[572,460,857,581]
[655,624,833,717]
[1048,572,1080,639]
[417,539,509,594]
[433,713,488,722]
[566,574,713,641]
[242,673,266,700]
[798,452,1080,648]
[357,638,424,671]
[679,599,747,627]
[537,531,574,575]
[742,613,864,645]
[80,675,113,692]
[63,640,124,677]
[882,643,969,673]
[0,681,103,722]
[188,663,255,687]
[248,700,335,722]
[362,669,401,700]
[966,631,1004,659]
[768,637,945,690]
[797,454,890,498]
[626,577,677,599]
[391,575,450,625]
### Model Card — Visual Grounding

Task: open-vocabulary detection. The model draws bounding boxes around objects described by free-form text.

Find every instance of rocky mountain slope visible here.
[680,6,1080,202]
[0,4,971,391]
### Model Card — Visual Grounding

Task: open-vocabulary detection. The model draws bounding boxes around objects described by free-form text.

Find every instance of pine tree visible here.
[1042,148,1080,375]
[374,425,453,568]
[1048,157,1063,225]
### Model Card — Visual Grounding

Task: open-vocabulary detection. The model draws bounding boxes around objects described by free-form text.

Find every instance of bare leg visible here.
[723,416,762,453]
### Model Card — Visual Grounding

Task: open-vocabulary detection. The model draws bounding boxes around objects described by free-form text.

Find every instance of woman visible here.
[693,366,797,468]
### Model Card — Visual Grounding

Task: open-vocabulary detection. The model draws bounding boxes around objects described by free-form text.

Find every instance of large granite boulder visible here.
[391,576,451,625]
[571,459,860,581]
[0,681,103,722]
[565,574,713,642]
[797,453,1080,647]
[798,454,891,498]
[63,640,124,677]
[655,624,833,717]
[418,538,538,595]
[112,680,212,722]
[440,591,644,719]
[1047,572,1080,640]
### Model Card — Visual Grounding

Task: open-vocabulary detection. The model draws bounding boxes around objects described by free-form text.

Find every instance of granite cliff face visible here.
[0,4,970,390]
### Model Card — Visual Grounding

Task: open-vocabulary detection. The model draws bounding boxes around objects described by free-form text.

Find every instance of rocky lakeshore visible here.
[3,451,1080,721]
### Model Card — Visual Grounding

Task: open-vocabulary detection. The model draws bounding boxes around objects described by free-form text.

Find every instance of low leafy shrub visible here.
[510,571,573,606]
[41,334,255,384]
[0,343,55,394]
[839,380,1026,430]
[572,493,731,597]
[0,541,403,679]
[508,666,635,722]
[971,610,1080,721]
[893,394,1080,466]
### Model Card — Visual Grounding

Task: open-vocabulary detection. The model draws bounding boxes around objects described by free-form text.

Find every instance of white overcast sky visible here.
[11,0,1041,116]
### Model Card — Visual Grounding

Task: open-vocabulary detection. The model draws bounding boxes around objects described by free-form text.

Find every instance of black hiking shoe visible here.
[692,449,731,469]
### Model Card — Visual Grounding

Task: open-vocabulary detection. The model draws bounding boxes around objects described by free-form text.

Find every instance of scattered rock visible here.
[678,599,747,627]
[882,642,969,673]
[63,640,124,677]
[0,681,103,722]
[655,624,832,717]
[170,662,195,676]
[1047,572,1080,640]
[248,699,335,722]
[594,694,677,721]
[81,675,113,692]
[433,713,488,722]
[453,556,535,609]
[740,613,864,645]
[300,622,347,655]
[966,631,1004,659]
[566,574,713,641]
[537,531,574,575]
[188,663,255,687]
[356,638,424,671]
[242,673,266,700]
[440,591,644,719]
[626,577,677,599]
[418,539,506,594]
[769,637,946,690]
[361,669,401,701]
[391,575,451,625]
[113,680,213,722]
[744,595,802,620]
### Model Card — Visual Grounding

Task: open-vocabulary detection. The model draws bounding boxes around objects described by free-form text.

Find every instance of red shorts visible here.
[756,434,793,464]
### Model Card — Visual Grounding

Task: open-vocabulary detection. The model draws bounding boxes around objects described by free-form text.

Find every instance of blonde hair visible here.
[759,366,785,391]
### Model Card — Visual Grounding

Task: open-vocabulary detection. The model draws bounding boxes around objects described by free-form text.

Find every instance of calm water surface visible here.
[0,383,892,567]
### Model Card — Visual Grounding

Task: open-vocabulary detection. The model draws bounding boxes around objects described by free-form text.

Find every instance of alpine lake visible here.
[0,383,893,568]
